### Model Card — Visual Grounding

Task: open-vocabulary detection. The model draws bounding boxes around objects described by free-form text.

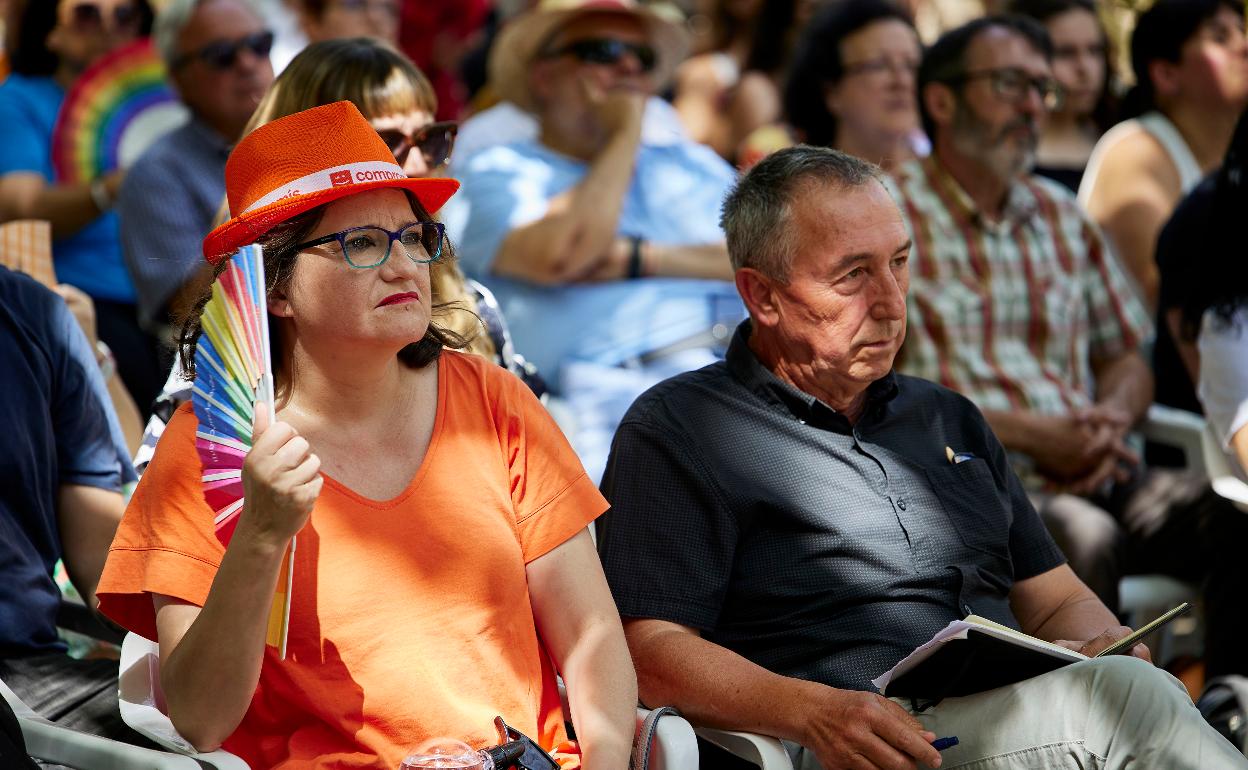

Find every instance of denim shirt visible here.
[444,137,743,385]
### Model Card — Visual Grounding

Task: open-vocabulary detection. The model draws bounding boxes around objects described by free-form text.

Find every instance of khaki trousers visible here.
[787,657,1247,769]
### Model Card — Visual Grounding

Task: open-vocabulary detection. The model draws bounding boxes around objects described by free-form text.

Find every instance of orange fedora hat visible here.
[202,101,460,264]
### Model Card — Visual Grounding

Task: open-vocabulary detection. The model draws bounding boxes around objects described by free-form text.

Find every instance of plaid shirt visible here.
[890,155,1151,420]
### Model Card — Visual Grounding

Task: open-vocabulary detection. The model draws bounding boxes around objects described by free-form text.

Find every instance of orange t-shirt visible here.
[97,351,607,769]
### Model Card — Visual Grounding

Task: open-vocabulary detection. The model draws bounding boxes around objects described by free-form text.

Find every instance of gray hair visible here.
[720,145,881,282]
[154,0,263,68]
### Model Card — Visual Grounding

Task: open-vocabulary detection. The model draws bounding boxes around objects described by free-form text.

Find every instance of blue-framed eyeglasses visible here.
[295,222,445,269]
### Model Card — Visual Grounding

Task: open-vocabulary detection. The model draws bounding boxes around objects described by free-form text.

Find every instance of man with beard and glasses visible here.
[596,145,1248,770]
[891,16,1248,683]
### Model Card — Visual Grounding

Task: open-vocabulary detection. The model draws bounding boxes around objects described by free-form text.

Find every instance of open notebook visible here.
[872,616,1087,699]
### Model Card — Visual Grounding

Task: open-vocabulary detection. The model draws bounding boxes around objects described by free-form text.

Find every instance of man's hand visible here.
[1056,404,1140,495]
[580,74,645,139]
[55,283,98,348]
[575,236,635,282]
[1027,413,1116,481]
[1054,625,1151,662]
[799,682,943,770]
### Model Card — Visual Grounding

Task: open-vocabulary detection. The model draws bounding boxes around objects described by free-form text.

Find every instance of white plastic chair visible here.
[1125,405,1206,662]
[118,633,250,768]
[691,724,794,769]
[0,672,222,770]
[1199,419,1248,511]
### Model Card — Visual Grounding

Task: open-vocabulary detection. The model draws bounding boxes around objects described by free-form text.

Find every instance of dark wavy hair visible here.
[1179,108,1248,339]
[178,191,472,401]
[709,0,798,75]
[1121,0,1244,120]
[1006,0,1118,132]
[9,0,155,76]
[783,0,916,148]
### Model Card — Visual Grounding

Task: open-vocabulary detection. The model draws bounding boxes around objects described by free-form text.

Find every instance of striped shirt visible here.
[890,155,1151,420]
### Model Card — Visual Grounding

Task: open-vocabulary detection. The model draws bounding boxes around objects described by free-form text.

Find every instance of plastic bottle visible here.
[399,738,490,770]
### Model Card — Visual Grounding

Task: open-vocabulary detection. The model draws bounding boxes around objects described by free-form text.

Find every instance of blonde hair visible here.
[229,37,495,359]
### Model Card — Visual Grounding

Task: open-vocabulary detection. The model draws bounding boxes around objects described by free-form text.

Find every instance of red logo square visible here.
[329,170,354,187]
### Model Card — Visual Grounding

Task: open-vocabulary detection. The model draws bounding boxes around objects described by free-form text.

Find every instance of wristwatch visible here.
[95,339,117,381]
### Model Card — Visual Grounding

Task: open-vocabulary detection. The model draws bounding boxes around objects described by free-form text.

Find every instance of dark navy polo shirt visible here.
[597,321,1066,693]
[0,267,136,656]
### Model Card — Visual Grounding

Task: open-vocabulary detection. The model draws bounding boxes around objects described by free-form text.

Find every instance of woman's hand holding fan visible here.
[192,245,299,658]
[240,406,322,547]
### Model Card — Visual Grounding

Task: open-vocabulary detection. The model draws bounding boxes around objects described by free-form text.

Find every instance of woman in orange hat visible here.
[241,36,544,395]
[95,100,636,769]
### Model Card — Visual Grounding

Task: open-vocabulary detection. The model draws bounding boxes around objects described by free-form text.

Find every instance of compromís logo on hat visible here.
[329,170,354,187]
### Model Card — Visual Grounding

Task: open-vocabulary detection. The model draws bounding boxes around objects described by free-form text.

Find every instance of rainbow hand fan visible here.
[191,244,295,659]
[52,38,187,185]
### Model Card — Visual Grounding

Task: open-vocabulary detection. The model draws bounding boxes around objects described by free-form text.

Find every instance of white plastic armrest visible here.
[693,725,794,769]
[1199,421,1248,508]
[635,706,699,770]
[0,676,224,770]
[117,633,251,769]
[1211,476,1248,506]
[1140,404,1207,474]
[560,677,701,768]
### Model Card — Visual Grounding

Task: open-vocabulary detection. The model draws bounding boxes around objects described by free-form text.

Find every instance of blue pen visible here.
[931,736,959,751]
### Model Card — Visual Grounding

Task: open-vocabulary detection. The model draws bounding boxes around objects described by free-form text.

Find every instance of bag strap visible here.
[631,706,682,770]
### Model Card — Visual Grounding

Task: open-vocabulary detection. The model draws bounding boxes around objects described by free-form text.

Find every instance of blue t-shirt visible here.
[0,266,136,655]
[0,73,136,303]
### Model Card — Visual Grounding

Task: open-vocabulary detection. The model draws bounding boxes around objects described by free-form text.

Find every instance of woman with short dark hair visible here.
[783,0,923,172]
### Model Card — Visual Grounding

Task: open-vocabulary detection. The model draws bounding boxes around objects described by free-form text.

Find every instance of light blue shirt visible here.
[445,138,742,383]
[0,74,136,303]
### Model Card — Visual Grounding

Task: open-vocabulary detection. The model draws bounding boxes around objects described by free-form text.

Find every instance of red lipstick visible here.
[377,292,420,307]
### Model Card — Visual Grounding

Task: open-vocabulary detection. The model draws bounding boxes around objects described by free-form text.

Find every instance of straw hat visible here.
[488,0,690,113]
[202,101,459,264]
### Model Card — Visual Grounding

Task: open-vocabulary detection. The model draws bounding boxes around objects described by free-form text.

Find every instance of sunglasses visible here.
[69,2,140,32]
[374,122,458,170]
[543,38,657,73]
[171,30,274,71]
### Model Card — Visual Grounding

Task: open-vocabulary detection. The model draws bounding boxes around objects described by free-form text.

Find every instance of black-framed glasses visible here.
[842,55,920,79]
[171,30,274,71]
[70,2,140,32]
[542,38,658,73]
[374,122,458,170]
[295,222,446,269]
[948,67,1064,111]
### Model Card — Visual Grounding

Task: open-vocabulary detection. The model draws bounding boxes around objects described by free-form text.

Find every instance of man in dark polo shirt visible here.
[596,146,1247,770]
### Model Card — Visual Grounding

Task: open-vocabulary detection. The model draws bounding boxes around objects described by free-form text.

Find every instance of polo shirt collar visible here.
[725,320,899,424]
[921,153,1038,229]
